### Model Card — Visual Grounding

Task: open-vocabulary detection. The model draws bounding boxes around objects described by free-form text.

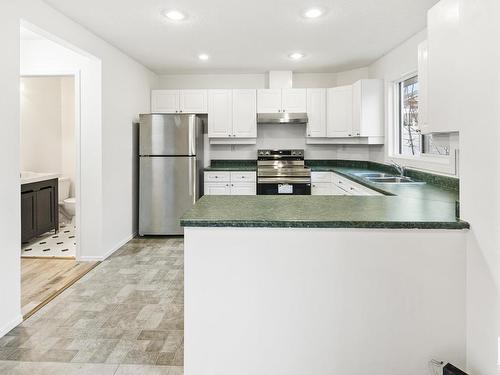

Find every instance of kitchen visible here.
[0,1,499,375]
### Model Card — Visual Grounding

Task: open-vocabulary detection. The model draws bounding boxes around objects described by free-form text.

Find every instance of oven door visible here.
[257,178,311,195]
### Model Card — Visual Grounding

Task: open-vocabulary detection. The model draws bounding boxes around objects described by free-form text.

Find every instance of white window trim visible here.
[386,72,457,176]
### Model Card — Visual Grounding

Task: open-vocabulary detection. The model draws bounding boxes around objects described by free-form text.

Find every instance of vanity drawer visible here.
[231,172,256,182]
[204,171,231,182]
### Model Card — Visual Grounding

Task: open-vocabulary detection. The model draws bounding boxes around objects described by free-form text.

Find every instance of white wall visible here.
[453,0,500,373]
[61,76,75,195]
[20,76,63,174]
[0,0,157,337]
[367,30,427,164]
[186,227,466,375]
[20,76,75,195]
[157,68,368,89]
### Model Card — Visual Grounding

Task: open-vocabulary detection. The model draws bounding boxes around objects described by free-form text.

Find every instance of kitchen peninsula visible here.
[181,162,469,375]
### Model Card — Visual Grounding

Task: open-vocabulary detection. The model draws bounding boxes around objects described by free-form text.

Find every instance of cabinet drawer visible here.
[204,171,231,182]
[231,171,256,182]
[311,182,334,195]
[230,182,256,195]
[311,172,333,183]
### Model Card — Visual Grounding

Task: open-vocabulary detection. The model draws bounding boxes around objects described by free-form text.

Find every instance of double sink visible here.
[354,172,425,185]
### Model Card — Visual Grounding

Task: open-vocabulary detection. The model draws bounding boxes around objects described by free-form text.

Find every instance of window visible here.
[395,75,450,157]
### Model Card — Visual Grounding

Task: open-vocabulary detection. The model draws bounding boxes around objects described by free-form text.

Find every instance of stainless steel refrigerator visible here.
[139,114,204,235]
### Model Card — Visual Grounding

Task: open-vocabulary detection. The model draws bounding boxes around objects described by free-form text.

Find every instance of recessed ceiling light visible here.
[303,7,324,19]
[162,10,187,21]
[198,54,210,61]
[289,52,305,60]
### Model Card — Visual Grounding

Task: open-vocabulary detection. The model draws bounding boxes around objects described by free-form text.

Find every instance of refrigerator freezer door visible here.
[139,156,197,235]
[140,114,197,156]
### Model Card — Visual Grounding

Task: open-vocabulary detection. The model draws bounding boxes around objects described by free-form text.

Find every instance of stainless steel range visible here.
[257,149,311,195]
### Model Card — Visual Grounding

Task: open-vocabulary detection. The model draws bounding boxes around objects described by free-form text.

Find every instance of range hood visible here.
[257,112,308,125]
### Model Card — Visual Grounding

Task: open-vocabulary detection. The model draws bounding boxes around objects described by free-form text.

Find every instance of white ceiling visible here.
[42,0,439,74]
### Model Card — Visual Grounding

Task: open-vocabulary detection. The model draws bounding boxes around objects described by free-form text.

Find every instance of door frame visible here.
[19,71,82,260]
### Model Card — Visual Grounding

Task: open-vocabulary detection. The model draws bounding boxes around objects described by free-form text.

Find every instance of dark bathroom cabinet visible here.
[21,178,59,243]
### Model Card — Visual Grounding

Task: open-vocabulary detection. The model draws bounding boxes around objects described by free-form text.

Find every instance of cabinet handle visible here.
[348,134,352,137]
[356,133,360,136]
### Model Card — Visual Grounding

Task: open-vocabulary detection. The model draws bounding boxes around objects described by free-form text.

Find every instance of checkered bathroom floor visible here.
[21,224,76,258]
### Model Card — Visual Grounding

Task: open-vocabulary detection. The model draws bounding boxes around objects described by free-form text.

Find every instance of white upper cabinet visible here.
[306,89,327,138]
[151,90,207,113]
[257,89,282,113]
[282,89,307,112]
[418,40,430,134]
[327,85,353,137]
[232,89,257,138]
[208,90,233,138]
[179,90,208,113]
[427,0,461,133]
[257,89,306,113]
[208,89,257,139]
[151,90,179,113]
[352,79,384,137]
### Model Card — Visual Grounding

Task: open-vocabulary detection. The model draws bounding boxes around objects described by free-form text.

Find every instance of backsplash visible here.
[209,159,460,192]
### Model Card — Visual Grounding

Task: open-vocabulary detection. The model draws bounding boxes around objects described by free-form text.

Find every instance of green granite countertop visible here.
[188,160,468,229]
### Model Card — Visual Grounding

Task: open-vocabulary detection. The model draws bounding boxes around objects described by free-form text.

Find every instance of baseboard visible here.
[79,232,136,262]
[0,314,23,338]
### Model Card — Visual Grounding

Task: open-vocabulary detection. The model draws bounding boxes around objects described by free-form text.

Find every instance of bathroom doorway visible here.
[20,75,77,258]
[18,24,101,318]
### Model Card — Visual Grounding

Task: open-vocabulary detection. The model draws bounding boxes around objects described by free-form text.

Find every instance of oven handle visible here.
[258,178,311,184]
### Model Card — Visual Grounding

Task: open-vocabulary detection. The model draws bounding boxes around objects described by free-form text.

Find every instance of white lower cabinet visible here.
[311,172,382,196]
[204,171,256,196]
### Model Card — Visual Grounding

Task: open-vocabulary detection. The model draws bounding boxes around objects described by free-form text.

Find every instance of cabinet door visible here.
[257,89,282,113]
[311,183,334,195]
[36,186,56,235]
[230,182,256,195]
[208,90,233,137]
[151,90,179,113]
[282,89,307,112]
[306,89,327,138]
[233,89,257,138]
[179,90,208,113]
[427,0,461,133]
[418,40,430,134]
[21,191,36,242]
[327,86,353,137]
[204,183,231,195]
[353,79,384,137]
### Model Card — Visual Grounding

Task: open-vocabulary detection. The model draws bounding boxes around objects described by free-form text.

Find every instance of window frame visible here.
[388,71,457,175]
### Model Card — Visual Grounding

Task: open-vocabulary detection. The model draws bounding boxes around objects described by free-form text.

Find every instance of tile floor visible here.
[1,237,184,375]
[22,223,76,258]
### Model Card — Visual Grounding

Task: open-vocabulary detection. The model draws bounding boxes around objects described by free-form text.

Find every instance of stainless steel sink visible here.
[366,176,426,184]
[354,172,394,178]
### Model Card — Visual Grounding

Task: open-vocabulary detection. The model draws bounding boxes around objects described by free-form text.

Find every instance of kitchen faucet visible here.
[390,160,406,177]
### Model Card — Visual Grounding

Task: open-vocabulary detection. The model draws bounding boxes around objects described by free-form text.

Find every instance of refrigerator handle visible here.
[189,116,196,155]
[189,157,196,202]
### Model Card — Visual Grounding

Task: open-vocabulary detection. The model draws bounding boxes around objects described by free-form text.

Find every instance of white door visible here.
[233,89,257,138]
[151,90,179,113]
[230,183,256,195]
[327,86,353,138]
[208,90,232,138]
[306,89,327,138]
[204,183,231,195]
[179,90,208,113]
[282,89,307,112]
[257,89,282,113]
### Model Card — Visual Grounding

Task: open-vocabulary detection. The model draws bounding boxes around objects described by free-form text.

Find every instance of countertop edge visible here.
[180,219,470,230]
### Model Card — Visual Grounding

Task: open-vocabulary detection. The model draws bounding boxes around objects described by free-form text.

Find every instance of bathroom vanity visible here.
[21,178,59,243]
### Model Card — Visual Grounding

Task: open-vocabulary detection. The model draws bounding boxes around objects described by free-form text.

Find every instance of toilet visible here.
[58,177,76,223]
